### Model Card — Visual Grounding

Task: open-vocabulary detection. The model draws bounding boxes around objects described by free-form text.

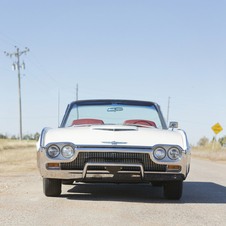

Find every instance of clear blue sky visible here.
[0,0,226,145]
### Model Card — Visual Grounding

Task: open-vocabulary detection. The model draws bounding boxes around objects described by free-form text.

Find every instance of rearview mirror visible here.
[107,107,123,112]
[169,121,178,130]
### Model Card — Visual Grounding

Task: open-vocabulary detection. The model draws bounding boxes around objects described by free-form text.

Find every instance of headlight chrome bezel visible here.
[167,147,181,160]
[153,147,166,160]
[61,145,75,159]
[47,145,60,158]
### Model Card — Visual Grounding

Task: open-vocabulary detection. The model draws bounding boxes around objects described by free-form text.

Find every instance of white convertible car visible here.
[37,99,190,199]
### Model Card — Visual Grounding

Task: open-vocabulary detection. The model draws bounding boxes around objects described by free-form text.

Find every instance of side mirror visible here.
[169,121,178,130]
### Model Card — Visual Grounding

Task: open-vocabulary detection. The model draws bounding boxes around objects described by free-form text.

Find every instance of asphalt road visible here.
[1,158,226,226]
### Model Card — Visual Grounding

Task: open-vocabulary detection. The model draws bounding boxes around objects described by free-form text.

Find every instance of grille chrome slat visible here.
[61,152,167,172]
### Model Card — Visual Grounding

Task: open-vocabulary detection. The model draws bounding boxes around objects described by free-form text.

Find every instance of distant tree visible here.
[197,136,209,147]
[22,133,40,140]
[0,134,7,139]
[34,132,40,141]
[4,133,9,139]
[11,135,17,139]
[218,136,226,147]
[23,134,31,140]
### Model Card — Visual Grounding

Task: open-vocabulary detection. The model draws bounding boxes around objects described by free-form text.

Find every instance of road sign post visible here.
[211,123,223,150]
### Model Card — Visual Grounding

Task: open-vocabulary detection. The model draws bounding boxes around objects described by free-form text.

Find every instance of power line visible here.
[0,31,26,48]
[167,97,170,124]
[76,84,78,101]
[0,37,15,47]
[25,55,70,91]
[0,66,12,72]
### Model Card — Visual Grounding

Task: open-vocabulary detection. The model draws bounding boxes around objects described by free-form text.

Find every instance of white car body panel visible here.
[43,125,185,149]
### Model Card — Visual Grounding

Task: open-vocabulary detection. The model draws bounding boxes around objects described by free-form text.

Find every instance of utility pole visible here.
[76,84,78,101]
[58,89,60,127]
[167,97,170,125]
[6,47,29,141]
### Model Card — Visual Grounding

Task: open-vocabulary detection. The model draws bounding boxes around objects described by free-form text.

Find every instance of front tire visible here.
[163,181,183,200]
[43,178,62,197]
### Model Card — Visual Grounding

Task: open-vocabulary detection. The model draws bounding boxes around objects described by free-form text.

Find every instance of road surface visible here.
[0,158,226,226]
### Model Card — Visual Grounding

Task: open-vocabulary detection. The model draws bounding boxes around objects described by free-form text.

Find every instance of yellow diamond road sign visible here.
[212,123,223,135]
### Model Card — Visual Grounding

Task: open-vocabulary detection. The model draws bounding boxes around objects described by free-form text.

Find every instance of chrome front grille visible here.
[61,152,167,172]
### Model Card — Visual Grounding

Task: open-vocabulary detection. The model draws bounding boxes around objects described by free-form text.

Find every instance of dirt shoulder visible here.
[0,147,39,194]
[191,148,226,165]
[0,147,37,174]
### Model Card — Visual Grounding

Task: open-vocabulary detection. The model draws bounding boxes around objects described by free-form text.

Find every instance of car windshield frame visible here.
[60,99,167,129]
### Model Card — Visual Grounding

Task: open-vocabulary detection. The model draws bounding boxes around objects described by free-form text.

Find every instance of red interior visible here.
[70,118,104,126]
[123,119,156,127]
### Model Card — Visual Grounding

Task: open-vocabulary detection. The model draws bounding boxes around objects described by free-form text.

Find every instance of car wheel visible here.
[43,178,62,197]
[163,181,183,200]
[151,181,163,187]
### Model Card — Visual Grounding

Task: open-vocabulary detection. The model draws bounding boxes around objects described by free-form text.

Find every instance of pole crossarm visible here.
[6,48,29,57]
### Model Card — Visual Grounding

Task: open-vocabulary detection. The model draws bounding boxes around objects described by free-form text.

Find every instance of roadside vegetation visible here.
[0,139,37,174]
[191,136,226,164]
[0,132,40,141]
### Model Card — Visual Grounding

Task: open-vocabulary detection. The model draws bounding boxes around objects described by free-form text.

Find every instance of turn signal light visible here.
[48,163,60,168]
[168,165,180,170]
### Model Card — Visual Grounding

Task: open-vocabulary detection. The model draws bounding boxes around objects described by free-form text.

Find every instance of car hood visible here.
[44,125,186,149]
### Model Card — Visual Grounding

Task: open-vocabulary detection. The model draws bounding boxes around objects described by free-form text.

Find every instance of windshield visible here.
[63,101,164,129]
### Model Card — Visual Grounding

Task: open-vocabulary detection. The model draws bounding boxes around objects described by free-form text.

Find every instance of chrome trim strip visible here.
[101,141,128,145]
[68,170,181,175]
[73,144,183,150]
[82,163,144,179]
[40,127,51,147]
[155,103,167,129]
[60,104,70,127]
[42,143,185,164]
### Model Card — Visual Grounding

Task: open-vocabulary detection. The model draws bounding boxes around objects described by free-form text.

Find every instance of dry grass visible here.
[0,147,38,174]
[0,139,37,175]
[0,139,36,151]
[191,141,226,164]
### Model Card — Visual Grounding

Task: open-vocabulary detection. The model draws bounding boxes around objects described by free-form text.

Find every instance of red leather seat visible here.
[123,119,156,127]
[70,119,104,126]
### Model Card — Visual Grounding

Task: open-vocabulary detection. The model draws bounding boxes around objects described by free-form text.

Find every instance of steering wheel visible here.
[132,120,154,126]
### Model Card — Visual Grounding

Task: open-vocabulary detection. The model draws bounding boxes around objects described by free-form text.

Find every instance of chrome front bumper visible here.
[37,146,190,182]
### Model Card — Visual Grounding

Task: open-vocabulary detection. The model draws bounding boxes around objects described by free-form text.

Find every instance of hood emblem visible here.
[102,141,127,145]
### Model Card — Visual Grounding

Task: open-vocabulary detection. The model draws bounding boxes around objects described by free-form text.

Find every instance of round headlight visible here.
[153,147,166,160]
[168,147,181,160]
[47,145,60,158]
[61,145,75,158]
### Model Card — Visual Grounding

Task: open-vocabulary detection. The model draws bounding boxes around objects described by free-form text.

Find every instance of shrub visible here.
[197,136,209,147]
